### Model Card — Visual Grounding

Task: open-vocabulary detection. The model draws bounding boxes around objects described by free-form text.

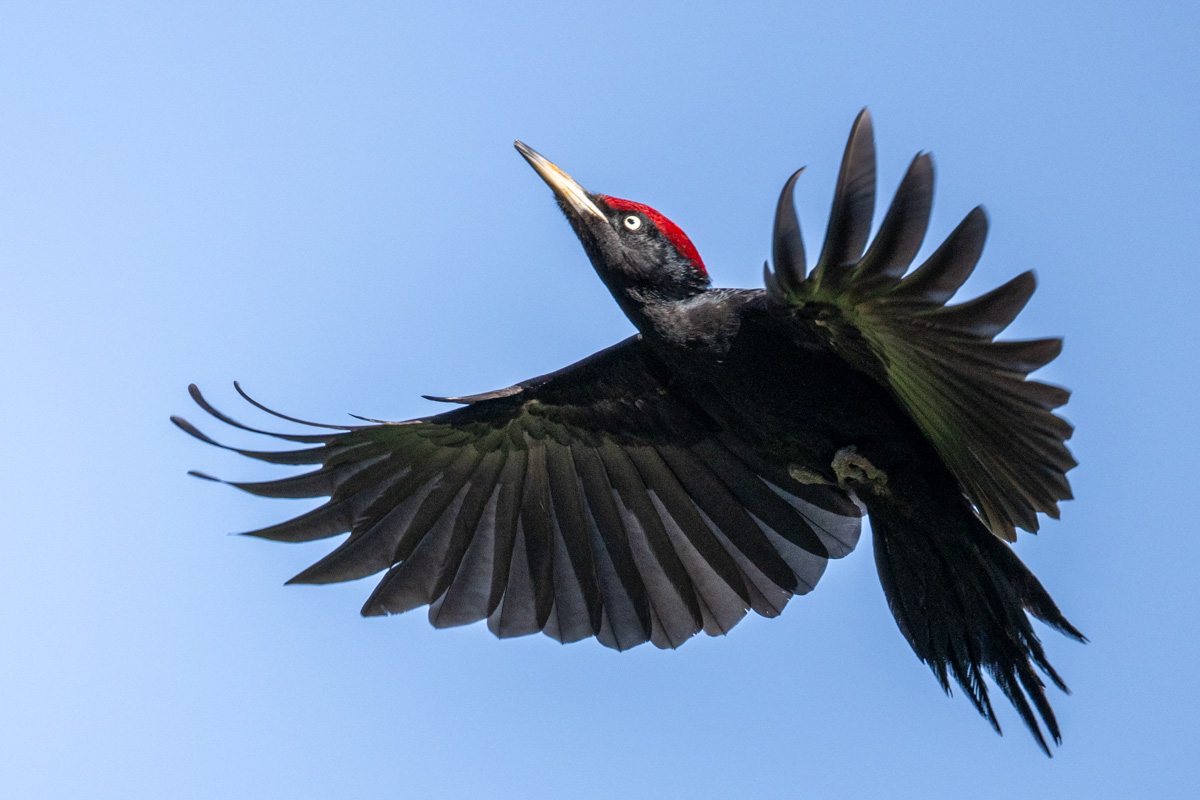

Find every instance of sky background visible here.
[1,1,1197,797]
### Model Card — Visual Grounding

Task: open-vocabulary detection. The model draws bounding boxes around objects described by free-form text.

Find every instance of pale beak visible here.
[514,141,607,221]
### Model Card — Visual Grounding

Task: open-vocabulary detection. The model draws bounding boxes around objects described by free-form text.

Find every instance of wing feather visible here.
[569,442,653,648]
[812,108,876,292]
[764,116,1073,540]
[180,336,861,648]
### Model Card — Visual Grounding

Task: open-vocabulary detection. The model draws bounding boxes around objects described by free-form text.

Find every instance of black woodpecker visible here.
[176,110,1082,754]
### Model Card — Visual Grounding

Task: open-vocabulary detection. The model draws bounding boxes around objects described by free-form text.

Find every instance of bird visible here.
[175,109,1083,754]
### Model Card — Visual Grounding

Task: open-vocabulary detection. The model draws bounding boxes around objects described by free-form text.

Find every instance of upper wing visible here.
[763,109,1075,541]
[175,335,862,651]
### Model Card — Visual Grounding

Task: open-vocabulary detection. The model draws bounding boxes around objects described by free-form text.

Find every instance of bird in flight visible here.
[176,110,1082,754]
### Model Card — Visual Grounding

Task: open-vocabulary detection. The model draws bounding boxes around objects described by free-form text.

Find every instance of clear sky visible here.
[1,1,1196,797]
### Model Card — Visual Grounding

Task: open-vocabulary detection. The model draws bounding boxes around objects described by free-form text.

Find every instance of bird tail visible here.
[865,490,1085,755]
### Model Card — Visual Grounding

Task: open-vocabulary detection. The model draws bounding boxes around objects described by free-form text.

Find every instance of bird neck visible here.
[618,287,742,351]
[613,285,691,334]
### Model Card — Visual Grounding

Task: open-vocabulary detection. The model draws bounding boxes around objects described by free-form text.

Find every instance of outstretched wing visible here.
[176,336,862,651]
[763,109,1074,541]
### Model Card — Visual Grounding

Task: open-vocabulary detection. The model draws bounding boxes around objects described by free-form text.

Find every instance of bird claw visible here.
[832,446,888,494]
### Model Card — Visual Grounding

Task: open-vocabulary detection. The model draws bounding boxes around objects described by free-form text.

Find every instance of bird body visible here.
[178,110,1081,753]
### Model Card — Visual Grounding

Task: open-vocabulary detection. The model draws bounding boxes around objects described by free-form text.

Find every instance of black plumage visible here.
[176,110,1082,753]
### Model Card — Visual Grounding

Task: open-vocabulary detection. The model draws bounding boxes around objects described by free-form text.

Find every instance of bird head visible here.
[515,141,710,314]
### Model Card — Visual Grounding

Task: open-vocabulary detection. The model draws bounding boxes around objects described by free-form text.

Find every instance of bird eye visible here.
[623,215,642,231]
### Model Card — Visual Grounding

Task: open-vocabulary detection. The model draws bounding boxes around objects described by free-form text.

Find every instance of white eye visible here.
[623,215,642,231]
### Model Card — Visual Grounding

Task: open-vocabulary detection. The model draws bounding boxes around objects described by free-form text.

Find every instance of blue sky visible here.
[1,1,1197,797]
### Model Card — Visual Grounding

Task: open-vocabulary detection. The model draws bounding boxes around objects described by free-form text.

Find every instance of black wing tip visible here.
[770,167,810,292]
[347,413,392,423]
[235,381,355,430]
[812,108,878,281]
[359,598,389,617]
[967,204,990,229]
[422,394,468,404]
[188,381,239,402]
[171,415,224,449]
[1038,336,1064,361]
[170,415,204,437]
[187,470,220,482]
[908,152,936,186]
[778,167,806,210]
[424,385,525,405]
[908,149,933,170]
[846,107,876,154]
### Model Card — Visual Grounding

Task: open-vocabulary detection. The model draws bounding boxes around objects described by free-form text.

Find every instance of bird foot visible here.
[832,446,888,494]
[788,464,833,485]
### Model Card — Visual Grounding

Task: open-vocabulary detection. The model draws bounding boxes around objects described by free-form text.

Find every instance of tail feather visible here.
[869,496,1083,755]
